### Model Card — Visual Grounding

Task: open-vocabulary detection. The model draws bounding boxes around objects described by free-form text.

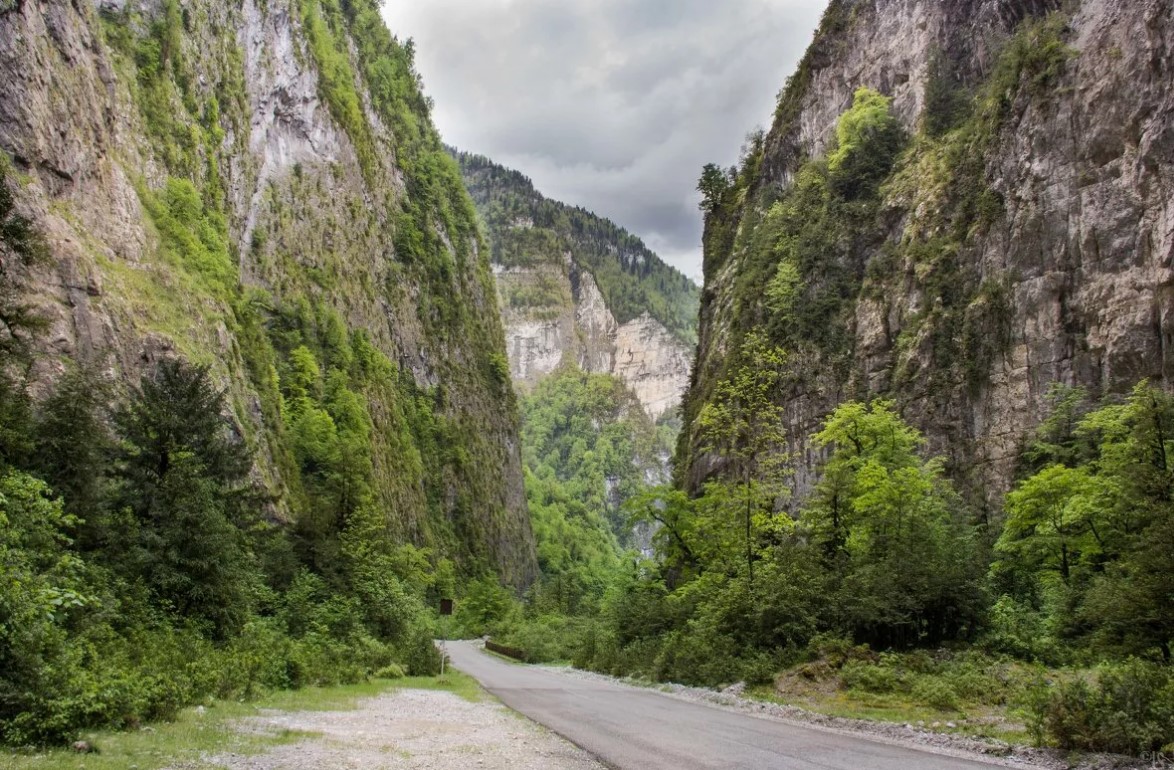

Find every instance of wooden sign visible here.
[440,598,454,616]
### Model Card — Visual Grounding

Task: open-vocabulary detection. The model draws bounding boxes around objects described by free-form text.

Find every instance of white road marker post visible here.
[439,598,453,678]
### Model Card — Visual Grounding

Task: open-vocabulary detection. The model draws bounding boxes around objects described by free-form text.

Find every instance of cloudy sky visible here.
[381,1,826,283]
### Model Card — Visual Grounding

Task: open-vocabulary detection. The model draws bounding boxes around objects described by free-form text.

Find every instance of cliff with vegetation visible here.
[454,152,699,421]
[0,0,548,743]
[0,0,535,585]
[679,0,1173,509]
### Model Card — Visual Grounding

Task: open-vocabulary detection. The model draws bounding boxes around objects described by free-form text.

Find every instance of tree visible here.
[696,330,789,584]
[697,163,731,214]
[826,87,904,199]
[997,382,1174,658]
[0,471,97,744]
[997,465,1107,584]
[32,366,113,546]
[112,359,258,637]
[805,401,984,647]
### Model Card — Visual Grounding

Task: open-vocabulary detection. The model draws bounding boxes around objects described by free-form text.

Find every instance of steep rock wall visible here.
[496,258,692,421]
[681,0,1173,508]
[455,152,698,422]
[0,0,537,585]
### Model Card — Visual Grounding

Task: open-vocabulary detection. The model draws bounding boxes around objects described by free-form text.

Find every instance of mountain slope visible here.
[678,0,1173,507]
[454,151,699,420]
[0,0,536,585]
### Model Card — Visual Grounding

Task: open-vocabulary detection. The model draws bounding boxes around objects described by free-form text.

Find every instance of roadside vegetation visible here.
[4,673,477,770]
[463,28,1174,755]
[0,0,501,748]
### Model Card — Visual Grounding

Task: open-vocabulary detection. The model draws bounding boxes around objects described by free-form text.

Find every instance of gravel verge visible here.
[198,687,605,770]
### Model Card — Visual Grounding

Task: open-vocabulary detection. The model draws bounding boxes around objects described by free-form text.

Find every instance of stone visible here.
[684,0,1174,505]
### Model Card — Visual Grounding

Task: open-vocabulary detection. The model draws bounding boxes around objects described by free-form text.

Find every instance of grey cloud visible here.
[383,0,825,282]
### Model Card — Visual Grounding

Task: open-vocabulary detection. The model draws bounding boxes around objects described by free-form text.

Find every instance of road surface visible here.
[445,640,1015,770]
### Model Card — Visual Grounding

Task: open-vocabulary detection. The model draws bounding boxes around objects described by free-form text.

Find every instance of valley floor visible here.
[197,686,602,770]
[1,675,602,770]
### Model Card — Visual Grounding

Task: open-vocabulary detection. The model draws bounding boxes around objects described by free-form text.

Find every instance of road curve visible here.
[445,640,1015,770]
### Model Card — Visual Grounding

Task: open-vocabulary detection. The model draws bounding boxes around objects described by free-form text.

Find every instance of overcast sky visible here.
[381,1,826,283]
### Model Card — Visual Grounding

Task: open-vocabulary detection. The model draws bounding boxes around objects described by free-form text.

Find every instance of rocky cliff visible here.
[680,0,1173,508]
[455,152,698,421]
[0,0,537,585]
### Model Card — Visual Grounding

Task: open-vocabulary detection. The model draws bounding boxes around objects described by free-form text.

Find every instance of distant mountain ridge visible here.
[452,150,699,421]
[454,150,699,346]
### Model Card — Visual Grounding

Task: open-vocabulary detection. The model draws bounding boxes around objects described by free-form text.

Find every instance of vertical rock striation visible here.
[680,0,1173,508]
[0,0,537,585]
[456,151,699,421]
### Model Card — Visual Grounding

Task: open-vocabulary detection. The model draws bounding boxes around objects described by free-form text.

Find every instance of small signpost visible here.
[439,598,453,677]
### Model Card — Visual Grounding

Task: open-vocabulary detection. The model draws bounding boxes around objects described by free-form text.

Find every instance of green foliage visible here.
[804,401,986,649]
[1039,660,1174,754]
[516,366,667,615]
[455,151,700,345]
[826,88,905,198]
[111,360,259,638]
[581,404,987,689]
[841,661,900,694]
[139,178,237,298]
[697,331,790,582]
[453,576,518,637]
[995,383,1174,663]
[697,163,732,213]
[921,48,971,137]
[911,677,962,712]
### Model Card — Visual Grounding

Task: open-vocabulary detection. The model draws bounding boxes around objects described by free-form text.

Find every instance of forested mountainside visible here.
[453,152,683,610]
[518,365,675,611]
[454,151,698,420]
[0,0,534,581]
[0,0,533,742]
[678,0,1173,509]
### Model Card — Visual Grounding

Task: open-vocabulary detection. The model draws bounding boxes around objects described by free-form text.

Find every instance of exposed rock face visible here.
[614,312,694,422]
[681,0,1174,507]
[0,0,537,585]
[456,153,698,422]
[496,260,692,420]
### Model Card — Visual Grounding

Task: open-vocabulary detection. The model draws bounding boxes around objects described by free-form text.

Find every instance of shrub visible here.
[375,663,405,679]
[1041,660,1174,755]
[841,662,900,694]
[912,677,962,712]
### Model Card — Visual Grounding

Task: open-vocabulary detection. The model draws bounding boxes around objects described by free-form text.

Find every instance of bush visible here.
[401,626,442,676]
[841,662,900,694]
[1041,660,1174,755]
[375,663,405,679]
[912,677,962,712]
[497,615,588,663]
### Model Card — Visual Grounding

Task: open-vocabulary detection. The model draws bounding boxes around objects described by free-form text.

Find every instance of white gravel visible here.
[201,687,605,770]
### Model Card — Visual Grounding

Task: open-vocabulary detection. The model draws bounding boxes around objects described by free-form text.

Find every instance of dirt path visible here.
[203,687,605,770]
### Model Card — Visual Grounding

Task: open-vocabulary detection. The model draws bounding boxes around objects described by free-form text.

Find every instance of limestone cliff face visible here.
[495,259,692,421]
[681,0,1173,507]
[0,0,537,585]
[457,152,698,421]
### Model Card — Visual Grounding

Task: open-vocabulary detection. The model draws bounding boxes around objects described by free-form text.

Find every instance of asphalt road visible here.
[445,640,1013,770]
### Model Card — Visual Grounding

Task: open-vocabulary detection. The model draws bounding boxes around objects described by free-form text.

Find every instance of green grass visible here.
[747,684,1032,744]
[1,674,481,770]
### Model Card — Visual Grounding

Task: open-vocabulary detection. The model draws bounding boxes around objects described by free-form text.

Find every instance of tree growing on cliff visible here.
[697,163,732,214]
[696,331,789,584]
